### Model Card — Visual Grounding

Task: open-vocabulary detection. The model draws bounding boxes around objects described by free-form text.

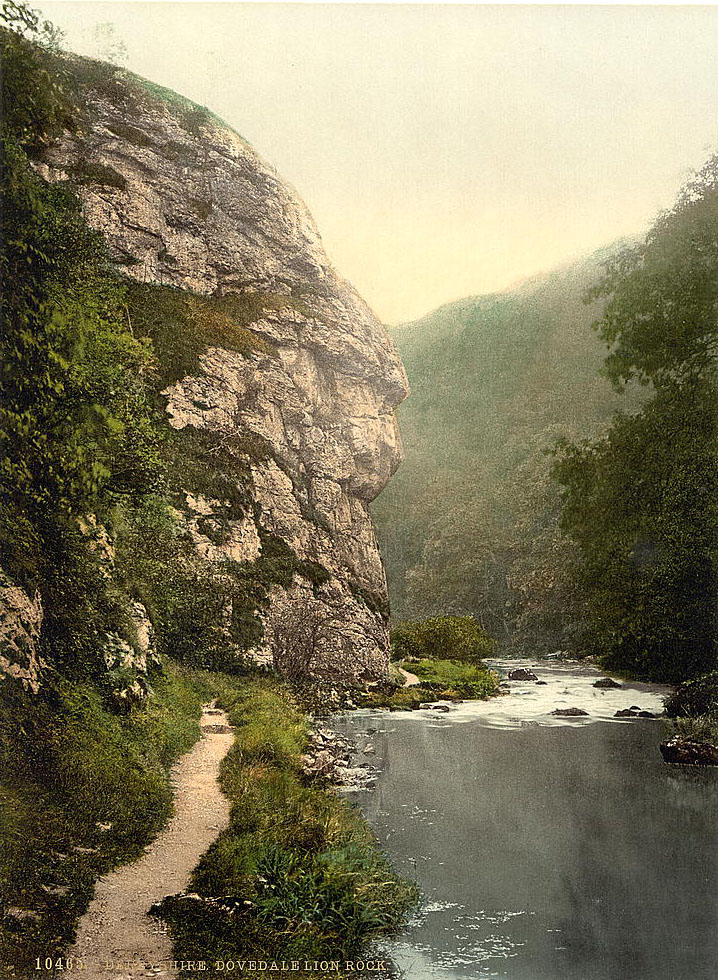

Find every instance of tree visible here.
[269,598,333,680]
[553,155,718,682]
[390,615,494,664]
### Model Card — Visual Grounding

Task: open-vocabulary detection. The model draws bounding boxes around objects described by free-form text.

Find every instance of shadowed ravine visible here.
[333,661,718,980]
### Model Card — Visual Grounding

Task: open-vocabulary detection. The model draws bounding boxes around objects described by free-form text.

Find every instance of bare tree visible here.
[269,597,332,680]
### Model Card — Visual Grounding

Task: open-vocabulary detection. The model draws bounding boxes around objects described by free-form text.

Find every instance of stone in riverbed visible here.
[551,707,589,716]
[594,677,622,689]
[535,680,548,685]
[615,708,639,717]
[508,668,538,681]
[660,738,718,766]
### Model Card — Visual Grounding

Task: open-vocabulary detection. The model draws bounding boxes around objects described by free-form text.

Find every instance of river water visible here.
[332,659,718,980]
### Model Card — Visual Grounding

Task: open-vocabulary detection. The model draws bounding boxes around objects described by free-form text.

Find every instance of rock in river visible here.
[508,668,539,681]
[660,738,718,766]
[594,677,622,689]
[551,707,589,717]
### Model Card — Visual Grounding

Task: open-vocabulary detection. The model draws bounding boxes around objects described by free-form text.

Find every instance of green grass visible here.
[0,662,205,977]
[360,658,499,709]
[126,282,278,390]
[671,713,718,746]
[156,678,418,977]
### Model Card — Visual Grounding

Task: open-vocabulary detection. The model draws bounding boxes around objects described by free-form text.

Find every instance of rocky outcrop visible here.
[660,738,718,766]
[34,60,408,680]
[0,569,45,694]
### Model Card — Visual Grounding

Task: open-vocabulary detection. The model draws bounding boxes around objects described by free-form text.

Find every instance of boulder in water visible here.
[660,738,718,766]
[551,707,588,716]
[508,668,538,681]
[615,708,639,717]
[593,677,622,689]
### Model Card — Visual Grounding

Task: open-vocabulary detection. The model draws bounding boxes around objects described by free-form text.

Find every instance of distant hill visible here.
[372,243,643,648]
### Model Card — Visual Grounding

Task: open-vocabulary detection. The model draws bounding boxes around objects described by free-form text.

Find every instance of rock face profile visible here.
[3,58,408,687]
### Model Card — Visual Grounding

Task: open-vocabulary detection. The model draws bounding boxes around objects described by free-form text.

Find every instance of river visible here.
[332,659,718,980]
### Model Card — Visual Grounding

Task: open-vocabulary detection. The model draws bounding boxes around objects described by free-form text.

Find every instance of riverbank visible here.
[153,677,418,979]
[358,658,500,711]
[1,668,417,980]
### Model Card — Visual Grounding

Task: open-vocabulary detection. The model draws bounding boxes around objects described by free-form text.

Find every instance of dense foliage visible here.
[553,158,718,682]
[391,615,493,664]
[0,5,170,683]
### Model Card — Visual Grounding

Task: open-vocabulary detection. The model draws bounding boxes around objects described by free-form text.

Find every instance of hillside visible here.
[372,245,643,648]
[1,17,413,975]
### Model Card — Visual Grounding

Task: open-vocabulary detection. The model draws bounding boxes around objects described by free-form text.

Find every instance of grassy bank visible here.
[1,668,417,979]
[360,658,500,710]
[0,662,207,976]
[156,677,418,978]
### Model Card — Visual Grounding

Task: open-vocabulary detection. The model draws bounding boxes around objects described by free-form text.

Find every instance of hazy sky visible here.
[35,2,718,323]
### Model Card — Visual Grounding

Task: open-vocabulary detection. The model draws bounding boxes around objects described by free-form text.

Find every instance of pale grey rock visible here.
[0,568,46,693]
[38,66,408,680]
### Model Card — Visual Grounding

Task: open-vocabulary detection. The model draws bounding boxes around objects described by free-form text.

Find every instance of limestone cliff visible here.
[17,58,407,682]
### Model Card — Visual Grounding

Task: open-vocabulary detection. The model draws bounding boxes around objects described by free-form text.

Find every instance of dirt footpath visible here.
[68,704,234,979]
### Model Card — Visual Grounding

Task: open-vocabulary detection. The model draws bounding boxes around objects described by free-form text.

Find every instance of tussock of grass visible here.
[671,713,718,747]
[157,678,418,975]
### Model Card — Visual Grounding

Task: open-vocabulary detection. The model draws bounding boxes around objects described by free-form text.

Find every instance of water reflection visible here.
[334,664,718,980]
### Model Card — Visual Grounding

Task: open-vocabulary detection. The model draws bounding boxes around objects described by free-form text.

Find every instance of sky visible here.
[34,2,718,324]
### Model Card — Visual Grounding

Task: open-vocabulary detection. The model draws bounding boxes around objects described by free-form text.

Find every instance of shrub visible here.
[391,615,494,664]
[664,671,718,718]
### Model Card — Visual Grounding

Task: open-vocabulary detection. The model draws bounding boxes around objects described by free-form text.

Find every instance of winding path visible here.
[68,704,234,979]
[397,665,420,687]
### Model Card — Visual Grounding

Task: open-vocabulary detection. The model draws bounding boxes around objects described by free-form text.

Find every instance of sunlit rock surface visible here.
[36,62,408,679]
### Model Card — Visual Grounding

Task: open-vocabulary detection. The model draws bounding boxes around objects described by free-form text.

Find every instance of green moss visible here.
[67,159,127,190]
[349,580,390,620]
[126,282,277,389]
[107,119,153,147]
[166,426,254,519]
[157,139,196,165]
